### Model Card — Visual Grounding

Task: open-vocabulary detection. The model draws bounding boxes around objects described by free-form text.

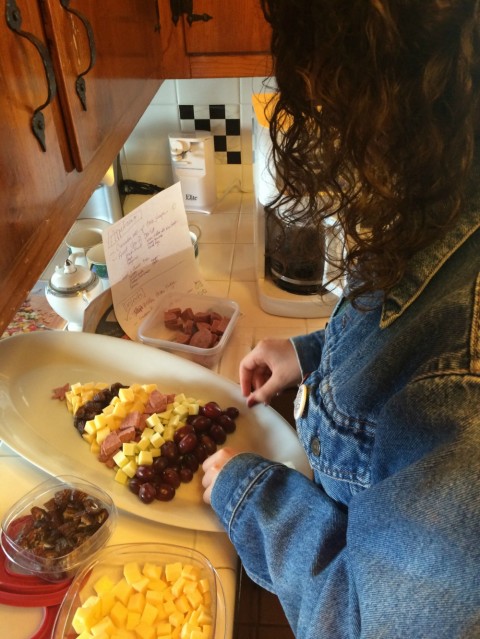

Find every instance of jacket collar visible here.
[380,175,480,328]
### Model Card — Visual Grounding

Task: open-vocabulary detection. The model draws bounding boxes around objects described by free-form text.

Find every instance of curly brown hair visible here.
[260,0,480,304]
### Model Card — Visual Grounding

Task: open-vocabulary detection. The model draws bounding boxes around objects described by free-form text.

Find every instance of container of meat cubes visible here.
[137,292,240,368]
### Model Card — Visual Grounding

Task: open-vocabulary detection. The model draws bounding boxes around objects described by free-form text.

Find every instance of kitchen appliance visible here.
[78,162,123,223]
[252,93,342,318]
[169,131,216,214]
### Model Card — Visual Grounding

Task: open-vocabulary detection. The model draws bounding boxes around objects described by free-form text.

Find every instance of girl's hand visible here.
[239,338,302,406]
[202,447,238,504]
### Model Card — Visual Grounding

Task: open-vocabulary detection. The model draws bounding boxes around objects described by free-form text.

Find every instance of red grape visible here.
[179,467,194,483]
[135,465,155,481]
[161,468,181,489]
[178,432,198,454]
[200,434,217,456]
[225,406,240,419]
[209,423,227,444]
[203,401,222,420]
[155,483,175,501]
[138,482,156,503]
[216,414,236,433]
[190,415,212,433]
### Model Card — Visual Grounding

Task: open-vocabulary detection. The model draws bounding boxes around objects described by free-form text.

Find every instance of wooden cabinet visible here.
[0,0,162,334]
[157,0,272,78]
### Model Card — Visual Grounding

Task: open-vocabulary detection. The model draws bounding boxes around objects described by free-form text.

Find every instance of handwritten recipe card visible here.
[103,183,206,340]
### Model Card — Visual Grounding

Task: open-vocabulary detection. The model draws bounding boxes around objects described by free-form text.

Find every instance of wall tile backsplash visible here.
[120,77,275,198]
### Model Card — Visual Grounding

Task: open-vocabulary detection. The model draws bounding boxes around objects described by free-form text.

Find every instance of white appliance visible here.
[252,93,342,318]
[169,131,216,214]
[78,162,123,223]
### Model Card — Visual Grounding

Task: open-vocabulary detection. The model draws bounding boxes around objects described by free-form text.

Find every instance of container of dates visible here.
[1,475,117,583]
[52,542,225,639]
[137,291,240,368]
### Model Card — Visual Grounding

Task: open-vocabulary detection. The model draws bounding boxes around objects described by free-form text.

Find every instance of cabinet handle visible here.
[5,0,57,152]
[60,0,96,111]
[170,0,212,26]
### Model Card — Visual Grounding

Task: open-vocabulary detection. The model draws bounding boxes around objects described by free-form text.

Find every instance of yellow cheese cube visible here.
[143,383,158,393]
[94,413,110,430]
[156,622,172,636]
[137,450,153,466]
[132,576,150,593]
[95,426,111,444]
[140,601,158,625]
[171,577,186,598]
[163,599,177,616]
[185,587,203,610]
[94,575,115,596]
[100,591,116,616]
[147,578,167,593]
[175,594,191,614]
[122,442,136,457]
[114,468,129,486]
[127,591,146,613]
[134,622,155,639]
[145,589,164,606]
[182,565,201,582]
[72,605,100,634]
[113,450,129,468]
[112,578,133,606]
[136,437,151,452]
[126,611,141,630]
[113,402,128,418]
[118,387,134,403]
[169,610,185,628]
[110,600,129,628]
[84,420,97,435]
[111,631,136,639]
[90,614,115,636]
[122,460,137,478]
[165,562,183,583]
[150,432,165,449]
[202,623,213,638]
[198,578,210,594]
[146,413,161,429]
[124,562,143,585]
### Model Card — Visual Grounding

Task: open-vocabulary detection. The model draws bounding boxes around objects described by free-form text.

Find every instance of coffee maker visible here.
[252,94,343,318]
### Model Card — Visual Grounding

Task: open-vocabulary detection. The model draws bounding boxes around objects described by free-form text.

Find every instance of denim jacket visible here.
[210,190,480,638]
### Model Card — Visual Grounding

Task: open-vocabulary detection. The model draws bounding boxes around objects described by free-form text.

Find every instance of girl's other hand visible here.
[202,447,238,504]
[239,339,302,407]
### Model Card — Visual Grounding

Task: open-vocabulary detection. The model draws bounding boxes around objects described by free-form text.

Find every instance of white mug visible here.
[65,228,103,268]
[86,243,109,289]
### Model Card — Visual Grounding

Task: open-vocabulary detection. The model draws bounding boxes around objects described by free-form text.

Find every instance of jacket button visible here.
[293,384,308,420]
[311,437,321,456]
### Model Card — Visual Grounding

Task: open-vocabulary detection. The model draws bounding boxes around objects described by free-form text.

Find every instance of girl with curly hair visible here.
[203,2,480,637]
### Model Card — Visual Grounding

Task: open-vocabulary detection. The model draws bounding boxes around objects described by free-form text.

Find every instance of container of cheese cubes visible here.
[53,542,224,639]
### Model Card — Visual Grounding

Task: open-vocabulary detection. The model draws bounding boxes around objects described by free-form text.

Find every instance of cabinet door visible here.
[1,0,70,312]
[41,0,161,172]
[158,0,272,78]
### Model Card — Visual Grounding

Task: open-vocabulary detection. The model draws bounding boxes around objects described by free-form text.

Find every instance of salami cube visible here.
[181,307,195,321]
[211,315,230,335]
[189,328,213,349]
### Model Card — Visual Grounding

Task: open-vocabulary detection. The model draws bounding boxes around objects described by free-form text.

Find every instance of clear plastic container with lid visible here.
[138,291,240,368]
[53,542,225,639]
[1,475,116,583]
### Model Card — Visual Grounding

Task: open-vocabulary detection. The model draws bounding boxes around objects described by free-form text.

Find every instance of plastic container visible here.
[138,292,240,368]
[1,475,116,583]
[52,542,225,639]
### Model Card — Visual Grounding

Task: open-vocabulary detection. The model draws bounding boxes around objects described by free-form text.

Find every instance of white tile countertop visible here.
[0,190,330,638]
